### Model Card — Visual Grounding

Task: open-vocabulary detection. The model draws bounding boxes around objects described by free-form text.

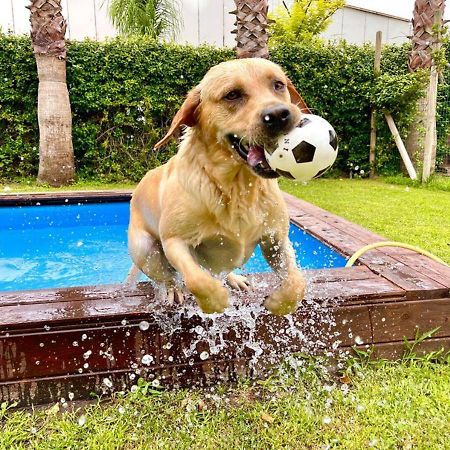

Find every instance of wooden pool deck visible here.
[0,191,449,407]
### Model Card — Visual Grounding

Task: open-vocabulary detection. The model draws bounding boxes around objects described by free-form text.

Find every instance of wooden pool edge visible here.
[0,191,449,407]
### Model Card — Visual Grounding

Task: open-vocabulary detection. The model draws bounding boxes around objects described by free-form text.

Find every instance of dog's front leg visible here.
[162,237,229,314]
[260,235,306,315]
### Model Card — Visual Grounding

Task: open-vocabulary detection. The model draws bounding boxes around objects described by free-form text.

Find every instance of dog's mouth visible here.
[227,134,280,179]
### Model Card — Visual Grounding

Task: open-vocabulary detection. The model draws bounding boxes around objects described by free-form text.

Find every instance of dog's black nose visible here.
[261,105,292,132]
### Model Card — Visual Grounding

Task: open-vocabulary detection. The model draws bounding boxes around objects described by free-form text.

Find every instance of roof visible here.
[345,4,411,23]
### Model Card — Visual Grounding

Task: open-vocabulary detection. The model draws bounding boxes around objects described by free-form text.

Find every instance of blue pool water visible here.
[0,202,346,292]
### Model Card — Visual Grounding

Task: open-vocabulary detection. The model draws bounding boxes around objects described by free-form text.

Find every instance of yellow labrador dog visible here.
[127,58,310,315]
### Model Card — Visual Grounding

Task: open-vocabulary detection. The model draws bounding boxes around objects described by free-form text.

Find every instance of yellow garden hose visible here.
[345,241,449,268]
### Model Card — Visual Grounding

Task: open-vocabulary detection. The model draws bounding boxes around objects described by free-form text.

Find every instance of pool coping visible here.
[0,190,449,407]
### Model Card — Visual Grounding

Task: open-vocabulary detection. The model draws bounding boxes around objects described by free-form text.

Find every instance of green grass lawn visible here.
[1,175,449,449]
[280,176,450,264]
[1,357,449,450]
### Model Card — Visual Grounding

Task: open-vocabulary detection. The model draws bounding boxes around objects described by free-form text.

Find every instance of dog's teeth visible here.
[233,134,238,138]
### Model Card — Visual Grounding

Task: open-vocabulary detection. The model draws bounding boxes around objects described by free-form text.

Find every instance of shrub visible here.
[269,0,345,45]
[0,34,429,181]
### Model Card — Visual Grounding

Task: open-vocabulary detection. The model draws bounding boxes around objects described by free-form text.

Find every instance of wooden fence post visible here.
[369,31,382,178]
[384,113,418,180]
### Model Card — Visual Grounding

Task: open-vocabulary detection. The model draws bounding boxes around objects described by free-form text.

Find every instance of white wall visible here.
[1,1,410,46]
[323,6,410,44]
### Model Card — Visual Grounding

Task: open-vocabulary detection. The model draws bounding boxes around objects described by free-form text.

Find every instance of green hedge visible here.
[0,35,432,182]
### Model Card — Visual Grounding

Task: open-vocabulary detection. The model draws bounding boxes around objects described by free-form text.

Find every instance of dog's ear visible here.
[287,79,311,114]
[154,87,201,149]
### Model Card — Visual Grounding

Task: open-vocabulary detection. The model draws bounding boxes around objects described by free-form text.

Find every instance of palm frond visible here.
[106,0,182,40]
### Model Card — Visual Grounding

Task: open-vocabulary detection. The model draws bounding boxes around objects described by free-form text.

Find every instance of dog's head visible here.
[155,58,310,178]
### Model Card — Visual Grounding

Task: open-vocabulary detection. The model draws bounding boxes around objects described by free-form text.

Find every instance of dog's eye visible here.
[224,90,242,101]
[274,81,285,91]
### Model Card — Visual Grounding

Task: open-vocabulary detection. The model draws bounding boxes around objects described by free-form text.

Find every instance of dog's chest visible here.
[193,233,259,274]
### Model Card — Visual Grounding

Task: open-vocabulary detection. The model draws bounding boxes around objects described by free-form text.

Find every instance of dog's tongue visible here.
[247,145,265,167]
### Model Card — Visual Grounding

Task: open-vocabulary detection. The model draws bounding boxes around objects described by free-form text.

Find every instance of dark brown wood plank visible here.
[367,337,450,360]
[0,283,153,307]
[0,272,405,329]
[332,305,373,346]
[0,303,372,383]
[370,298,450,343]
[291,215,371,257]
[0,358,249,407]
[306,266,374,283]
[394,254,450,289]
[309,278,405,304]
[364,258,449,300]
[0,266,374,308]
[0,190,132,206]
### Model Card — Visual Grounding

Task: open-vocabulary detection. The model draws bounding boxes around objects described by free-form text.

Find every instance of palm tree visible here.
[231,0,270,58]
[28,0,74,186]
[107,0,181,39]
[406,0,445,172]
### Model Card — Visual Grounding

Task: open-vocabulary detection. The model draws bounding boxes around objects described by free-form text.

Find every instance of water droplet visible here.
[141,354,153,365]
[139,321,150,331]
[103,377,113,388]
[152,379,160,387]
[81,334,87,341]
[78,415,86,426]
[68,392,74,401]
[118,406,125,414]
[354,336,364,345]
[199,351,209,360]
[322,416,332,424]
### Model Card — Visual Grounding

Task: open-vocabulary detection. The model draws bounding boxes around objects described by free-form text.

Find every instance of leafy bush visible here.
[271,41,427,174]
[269,0,345,45]
[0,34,429,181]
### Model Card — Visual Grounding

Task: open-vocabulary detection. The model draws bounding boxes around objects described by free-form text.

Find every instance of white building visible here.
[1,1,410,46]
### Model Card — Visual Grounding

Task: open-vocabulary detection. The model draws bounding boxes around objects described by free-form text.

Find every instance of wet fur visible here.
[127,59,308,315]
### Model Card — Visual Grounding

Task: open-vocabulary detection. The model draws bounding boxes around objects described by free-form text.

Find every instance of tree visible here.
[231,0,270,58]
[28,0,74,186]
[406,0,446,174]
[269,0,345,45]
[107,0,181,39]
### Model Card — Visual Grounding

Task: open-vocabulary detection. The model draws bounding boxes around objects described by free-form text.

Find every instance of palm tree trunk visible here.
[406,0,445,173]
[231,0,269,58]
[29,0,74,186]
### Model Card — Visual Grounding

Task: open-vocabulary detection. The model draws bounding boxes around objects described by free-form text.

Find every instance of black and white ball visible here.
[265,114,339,181]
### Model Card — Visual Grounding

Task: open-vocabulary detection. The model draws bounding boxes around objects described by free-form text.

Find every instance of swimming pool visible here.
[0,201,346,292]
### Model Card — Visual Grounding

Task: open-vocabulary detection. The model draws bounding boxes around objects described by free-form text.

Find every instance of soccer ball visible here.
[265,114,338,181]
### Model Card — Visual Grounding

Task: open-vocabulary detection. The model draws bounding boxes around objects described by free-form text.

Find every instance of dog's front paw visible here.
[192,279,229,314]
[264,274,306,316]
[226,273,251,291]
